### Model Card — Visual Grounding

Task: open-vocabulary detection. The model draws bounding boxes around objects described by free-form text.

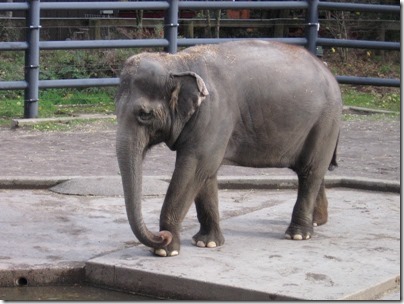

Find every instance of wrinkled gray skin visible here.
[115,40,342,257]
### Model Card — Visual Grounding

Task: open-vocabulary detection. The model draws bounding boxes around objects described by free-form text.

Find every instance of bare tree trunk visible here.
[136,10,143,37]
[325,9,350,62]
[205,10,212,38]
[214,9,221,38]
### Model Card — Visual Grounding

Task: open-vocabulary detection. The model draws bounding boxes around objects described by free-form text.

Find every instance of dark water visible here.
[0,285,157,301]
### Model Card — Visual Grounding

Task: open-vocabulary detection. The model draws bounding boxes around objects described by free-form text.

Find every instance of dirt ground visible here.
[0,115,400,181]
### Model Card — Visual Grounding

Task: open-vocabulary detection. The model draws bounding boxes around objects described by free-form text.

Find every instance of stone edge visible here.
[9,106,399,129]
[0,175,400,193]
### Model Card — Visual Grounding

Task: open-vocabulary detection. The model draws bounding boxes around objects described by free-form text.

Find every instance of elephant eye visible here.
[138,110,153,123]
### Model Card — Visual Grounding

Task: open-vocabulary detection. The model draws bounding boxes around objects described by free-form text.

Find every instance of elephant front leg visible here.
[155,186,197,257]
[192,175,225,248]
[154,155,208,257]
[285,174,323,240]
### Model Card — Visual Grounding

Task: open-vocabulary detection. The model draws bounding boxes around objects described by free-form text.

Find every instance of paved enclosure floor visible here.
[0,118,400,181]
[0,180,400,300]
[0,115,400,300]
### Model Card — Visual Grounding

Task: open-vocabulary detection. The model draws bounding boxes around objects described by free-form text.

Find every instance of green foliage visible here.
[0,88,115,127]
[0,52,25,100]
[0,99,24,123]
[29,118,116,132]
[0,47,400,129]
[40,49,137,80]
[0,19,22,42]
[342,88,400,112]
[379,93,400,112]
[38,88,115,116]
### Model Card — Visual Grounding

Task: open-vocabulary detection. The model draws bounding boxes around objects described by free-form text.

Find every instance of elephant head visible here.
[115,55,209,249]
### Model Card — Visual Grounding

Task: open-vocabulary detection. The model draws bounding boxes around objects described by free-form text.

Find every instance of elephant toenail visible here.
[196,241,206,247]
[313,222,318,227]
[207,241,217,248]
[169,250,179,256]
[155,249,167,257]
[293,234,303,240]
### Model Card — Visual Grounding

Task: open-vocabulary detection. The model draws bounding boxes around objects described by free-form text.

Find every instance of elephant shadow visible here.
[222,219,289,240]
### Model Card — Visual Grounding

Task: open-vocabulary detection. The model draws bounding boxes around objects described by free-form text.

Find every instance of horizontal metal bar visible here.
[2,75,399,91]
[0,0,309,12]
[38,78,119,89]
[0,81,27,90]
[40,39,168,50]
[177,37,307,47]
[0,1,399,13]
[317,38,400,50]
[40,1,169,11]
[0,42,28,51]
[0,2,29,11]
[178,1,308,10]
[318,2,400,13]
[0,79,120,90]
[0,38,309,52]
[0,39,169,51]
[336,76,400,87]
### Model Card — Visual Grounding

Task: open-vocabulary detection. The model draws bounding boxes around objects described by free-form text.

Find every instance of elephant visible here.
[115,40,342,257]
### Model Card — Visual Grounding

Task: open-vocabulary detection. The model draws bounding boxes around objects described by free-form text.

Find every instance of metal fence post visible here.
[24,0,41,118]
[305,0,319,55]
[164,0,178,54]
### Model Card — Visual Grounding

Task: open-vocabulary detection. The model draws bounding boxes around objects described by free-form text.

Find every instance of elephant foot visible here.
[153,248,179,257]
[191,239,217,248]
[192,231,225,248]
[313,209,328,227]
[285,224,313,240]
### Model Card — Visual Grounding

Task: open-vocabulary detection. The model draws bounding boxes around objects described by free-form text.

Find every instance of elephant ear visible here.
[169,72,209,118]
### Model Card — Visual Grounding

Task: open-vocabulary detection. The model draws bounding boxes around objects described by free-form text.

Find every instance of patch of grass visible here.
[40,89,115,116]
[0,48,400,131]
[29,118,116,132]
[0,88,115,125]
[342,113,400,122]
[0,98,24,126]
[341,87,400,112]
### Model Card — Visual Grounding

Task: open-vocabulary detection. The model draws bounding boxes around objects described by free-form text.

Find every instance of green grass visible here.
[0,88,115,126]
[342,89,400,112]
[1,86,400,129]
[29,117,116,132]
[342,113,399,122]
[1,48,400,131]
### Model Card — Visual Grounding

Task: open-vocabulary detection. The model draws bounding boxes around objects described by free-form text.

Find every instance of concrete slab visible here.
[85,188,400,300]
[0,189,136,286]
[50,176,170,197]
[0,178,400,300]
[47,175,400,196]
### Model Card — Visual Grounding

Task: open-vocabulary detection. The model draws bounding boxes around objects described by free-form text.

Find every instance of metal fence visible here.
[0,0,400,118]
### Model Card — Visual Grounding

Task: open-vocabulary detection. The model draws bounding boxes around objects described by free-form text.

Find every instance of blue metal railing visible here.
[0,0,400,118]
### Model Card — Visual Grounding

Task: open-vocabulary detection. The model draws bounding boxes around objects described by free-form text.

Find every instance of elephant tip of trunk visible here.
[158,230,173,246]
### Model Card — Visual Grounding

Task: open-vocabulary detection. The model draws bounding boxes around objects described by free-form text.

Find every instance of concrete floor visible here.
[0,176,400,300]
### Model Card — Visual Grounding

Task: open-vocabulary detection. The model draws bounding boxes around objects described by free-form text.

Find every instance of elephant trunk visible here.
[116,129,172,249]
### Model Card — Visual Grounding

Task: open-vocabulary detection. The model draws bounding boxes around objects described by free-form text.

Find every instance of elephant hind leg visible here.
[285,172,323,240]
[285,119,337,240]
[313,180,328,227]
[192,175,225,248]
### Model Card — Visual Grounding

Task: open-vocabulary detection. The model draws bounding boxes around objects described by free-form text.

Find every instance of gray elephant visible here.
[115,40,342,257]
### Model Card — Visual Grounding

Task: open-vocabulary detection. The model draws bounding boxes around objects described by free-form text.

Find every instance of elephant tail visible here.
[328,131,339,171]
